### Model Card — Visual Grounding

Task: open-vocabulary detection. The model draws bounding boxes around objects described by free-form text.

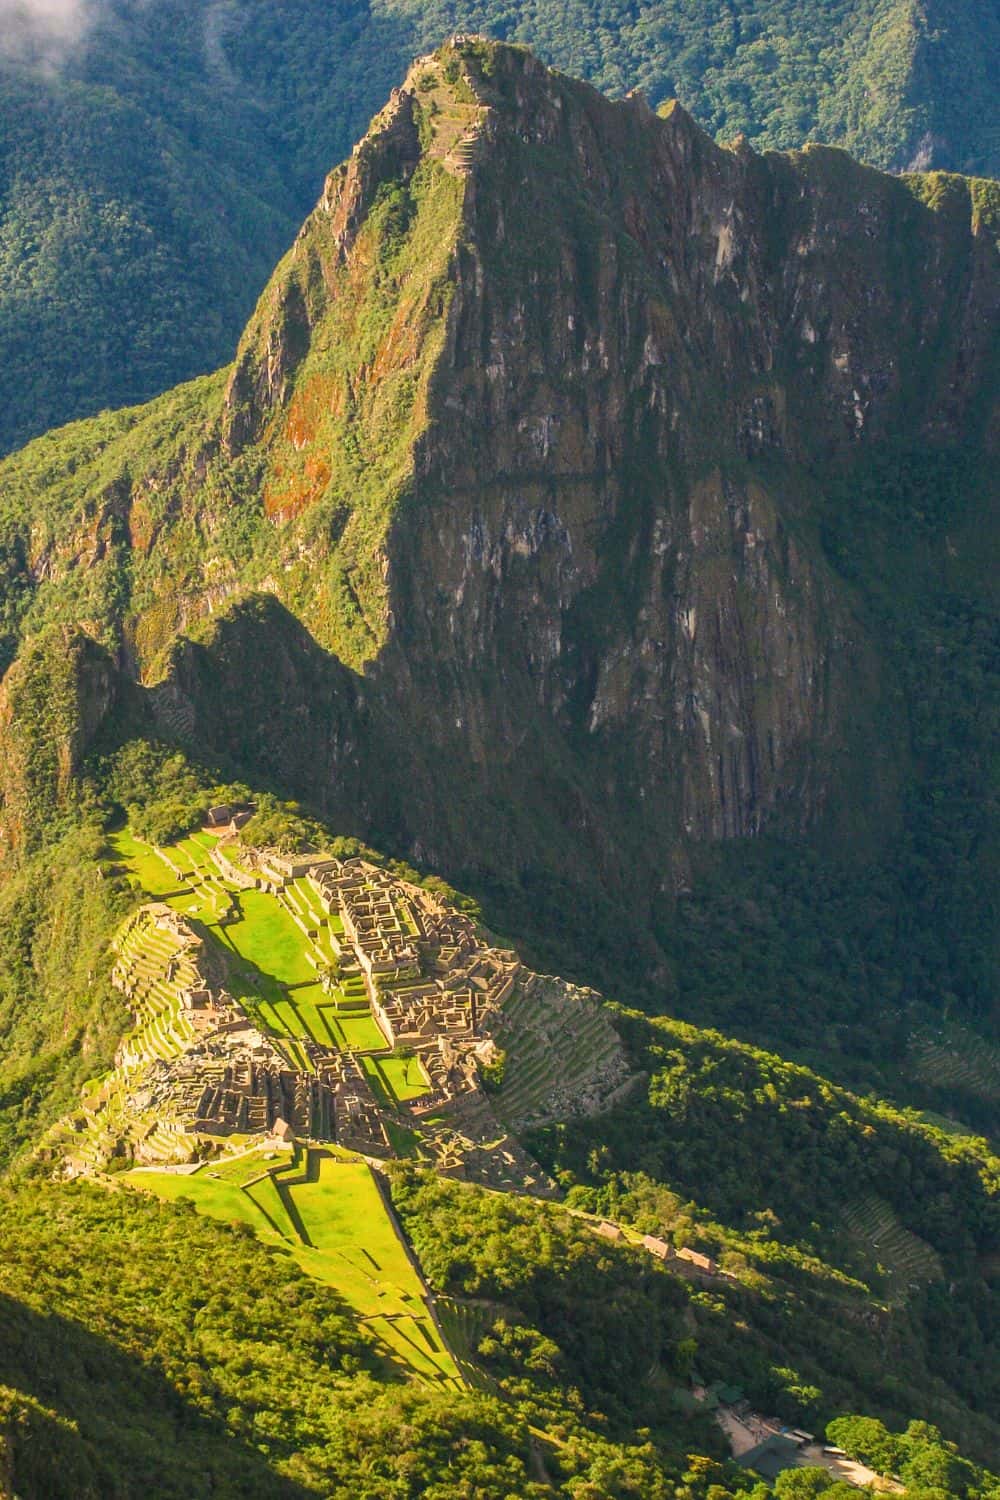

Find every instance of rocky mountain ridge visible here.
[0,36,996,983]
[1,0,997,458]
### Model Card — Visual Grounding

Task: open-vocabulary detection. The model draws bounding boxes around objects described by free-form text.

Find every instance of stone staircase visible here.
[147,681,196,741]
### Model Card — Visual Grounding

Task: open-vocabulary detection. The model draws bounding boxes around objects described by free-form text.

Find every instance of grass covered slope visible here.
[129,1147,459,1388]
[0,1177,560,1499]
[0,51,470,677]
[104,828,384,1053]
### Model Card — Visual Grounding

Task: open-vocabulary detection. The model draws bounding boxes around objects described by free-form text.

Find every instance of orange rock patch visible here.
[264,454,332,525]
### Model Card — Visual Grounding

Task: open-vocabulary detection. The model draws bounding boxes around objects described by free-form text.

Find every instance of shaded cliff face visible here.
[0,39,996,949]
[0,630,117,854]
[374,43,996,862]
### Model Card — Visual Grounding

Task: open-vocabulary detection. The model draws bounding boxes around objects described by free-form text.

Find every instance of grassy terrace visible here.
[129,1146,461,1388]
[106,829,386,1059]
[909,1026,1000,1106]
[107,828,463,1385]
[362,1053,432,1106]
[843,1193,944,1303]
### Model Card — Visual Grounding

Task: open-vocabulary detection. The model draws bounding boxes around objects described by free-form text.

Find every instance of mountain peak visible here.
[0,43,994,891]
[220,37,726,460]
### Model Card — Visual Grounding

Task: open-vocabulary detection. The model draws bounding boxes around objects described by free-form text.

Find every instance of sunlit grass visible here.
[128,1147,460,1386]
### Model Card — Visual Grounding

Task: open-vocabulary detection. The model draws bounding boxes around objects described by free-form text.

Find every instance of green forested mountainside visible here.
[531,1007,1000,1461]
[0,823,128,1166]
[2,1178,693,1498]
[825,1416,1000,1500]
[0,1057,997,1495]
[0,735,996,1483]
[392,1169,1000,1484]
[1,0,997,451]
[383,0,1000,172]
[0,42,996,1495]
[0,1165,841,1498]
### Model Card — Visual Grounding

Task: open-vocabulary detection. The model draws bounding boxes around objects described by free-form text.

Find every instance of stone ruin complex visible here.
[73,843,628,1179]
[103,904,374,1160]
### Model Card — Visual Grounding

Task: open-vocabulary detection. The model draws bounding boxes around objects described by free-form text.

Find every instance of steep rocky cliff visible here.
[0,38,996,980]
[0,630,117,855]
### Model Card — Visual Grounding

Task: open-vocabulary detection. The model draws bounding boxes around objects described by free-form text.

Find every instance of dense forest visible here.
[0,1173,750,1498]
[1,1167,997,1498]
[528,1006,1000,1462]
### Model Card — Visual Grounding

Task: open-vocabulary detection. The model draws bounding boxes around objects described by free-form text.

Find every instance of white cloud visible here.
[0,0,95,67]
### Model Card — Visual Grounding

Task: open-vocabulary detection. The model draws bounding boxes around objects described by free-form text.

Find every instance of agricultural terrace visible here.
[106,829,406,1075]
[91,825,623,1206]
[129,1146,460,1388]
[909,1026,1000,1109]
[842,1193,944,1304]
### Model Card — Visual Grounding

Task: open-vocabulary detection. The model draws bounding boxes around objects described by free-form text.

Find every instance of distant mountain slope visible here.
[385,0,1000,175]
[0,0,997,452]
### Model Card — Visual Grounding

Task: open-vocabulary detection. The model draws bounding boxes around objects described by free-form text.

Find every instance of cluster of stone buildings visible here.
[592,1218,731,1283]
[317,1052,390,1155]
[108,903,388,1162]
[201,842,526,1123]
[93,838,618,1181]
[306,857,522,1105]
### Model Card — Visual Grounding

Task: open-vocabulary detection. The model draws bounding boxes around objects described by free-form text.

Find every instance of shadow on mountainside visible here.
[0,1293,311,1500]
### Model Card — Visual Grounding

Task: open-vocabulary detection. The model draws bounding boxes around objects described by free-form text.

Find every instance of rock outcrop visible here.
[0,38,996,961]
[0,630,117,854]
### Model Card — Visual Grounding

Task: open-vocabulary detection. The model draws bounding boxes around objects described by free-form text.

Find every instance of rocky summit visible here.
[1,38,996,986]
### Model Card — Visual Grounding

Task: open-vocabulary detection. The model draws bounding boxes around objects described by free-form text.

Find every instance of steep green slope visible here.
[1,0,997,452]
[2,1178,630,1498]
[0,703,994,1493]
[531,1007,1000,1460]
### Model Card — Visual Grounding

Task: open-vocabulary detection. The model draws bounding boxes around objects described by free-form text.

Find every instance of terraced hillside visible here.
[108,829,386,1057]
[68,821,630,1186]
[129,1145,460,1388]
[491,973,629,1130]
[842,1194,945,1305]
[908,1026,1000,1127]
[434,1296,503,1393]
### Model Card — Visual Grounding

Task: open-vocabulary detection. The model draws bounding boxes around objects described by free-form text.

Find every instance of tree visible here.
[773,1468,833,1500]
